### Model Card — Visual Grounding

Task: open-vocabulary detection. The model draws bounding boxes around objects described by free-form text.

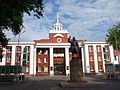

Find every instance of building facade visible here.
[0,17,119,76]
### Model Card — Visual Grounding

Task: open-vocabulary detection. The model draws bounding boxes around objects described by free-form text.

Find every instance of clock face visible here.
[57,38,62,43]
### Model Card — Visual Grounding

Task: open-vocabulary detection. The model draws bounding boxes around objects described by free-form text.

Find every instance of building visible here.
[0,16,119,76]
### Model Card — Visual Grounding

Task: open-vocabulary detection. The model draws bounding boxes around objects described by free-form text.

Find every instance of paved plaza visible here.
[0,75,120,90]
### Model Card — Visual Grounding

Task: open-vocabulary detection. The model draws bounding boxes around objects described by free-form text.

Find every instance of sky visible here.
[6,0,120,42]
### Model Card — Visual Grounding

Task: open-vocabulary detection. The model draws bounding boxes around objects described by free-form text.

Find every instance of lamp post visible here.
[17,30,25,82]
[17,30,26,64]
[18,30,26,47]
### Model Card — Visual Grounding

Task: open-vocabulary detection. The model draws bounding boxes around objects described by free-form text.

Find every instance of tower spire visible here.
[57,13,59,23]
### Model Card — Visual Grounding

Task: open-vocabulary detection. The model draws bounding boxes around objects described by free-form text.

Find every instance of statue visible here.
[68,36,80,58]
[68,36,86,83]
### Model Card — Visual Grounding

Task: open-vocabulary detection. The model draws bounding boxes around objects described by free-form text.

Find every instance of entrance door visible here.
[54,62,65,75]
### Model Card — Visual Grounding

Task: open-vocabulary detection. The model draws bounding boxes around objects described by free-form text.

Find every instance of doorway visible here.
[54,62,65,75]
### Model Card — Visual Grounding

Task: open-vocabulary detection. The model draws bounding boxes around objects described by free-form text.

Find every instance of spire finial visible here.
[57,13,59,23]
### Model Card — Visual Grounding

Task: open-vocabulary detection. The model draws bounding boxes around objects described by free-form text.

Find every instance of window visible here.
[27,46,30,51]
[0,57,2,62]
[44,58,48,63]
[104,54,107,59]
[16,56,21,62]
[89,56,93,61]
[44,50,48,54]
[26,66,29,72]
[114,55,117,60]
[38,58,42,63]
[27,56,30,62]
[99,65,103,71]
[38,66,44,72]
[105,46,109,52]
[6,56,11,61]
[103,48,106,53]
[57,27,59,30]
[6,47,12,52]
[97,46,101,52]
[38,50,42,54]
[16,46,21,52]
[38,66,42,72]
[90,65,94,71]
[97,56,102,61]
[88,46,93,52]
[106,56,110,60]
[44,66,48,72]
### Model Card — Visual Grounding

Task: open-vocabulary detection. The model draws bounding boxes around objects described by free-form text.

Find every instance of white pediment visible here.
[53,33,64,37]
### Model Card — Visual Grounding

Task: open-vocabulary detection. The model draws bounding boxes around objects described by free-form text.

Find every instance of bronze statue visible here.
[68,36,86,83]
[68,36,80,58]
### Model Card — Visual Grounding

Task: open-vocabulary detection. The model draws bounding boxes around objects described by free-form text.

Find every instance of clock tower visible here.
[49,14,68,43]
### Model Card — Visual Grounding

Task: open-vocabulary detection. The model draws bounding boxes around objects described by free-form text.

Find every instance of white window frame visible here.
[99,65,103,71]
[89,47,93,52]
[89,56,93,61]
[90,65,94,71]
[97,46,101,52]
[16,56,20,62]
[44,66,48,72]
[97,56,102,61]
[38,58,42,63]
[6,56,11,62]
[38,66,42,72]
[44,50,48,54]
[44,58,48,63]
[38,50,42,54]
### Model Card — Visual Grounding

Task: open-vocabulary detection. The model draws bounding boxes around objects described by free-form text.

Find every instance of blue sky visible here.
[6,0,120,42]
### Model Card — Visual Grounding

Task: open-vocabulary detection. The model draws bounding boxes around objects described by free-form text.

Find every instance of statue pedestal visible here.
[70,57,86,83]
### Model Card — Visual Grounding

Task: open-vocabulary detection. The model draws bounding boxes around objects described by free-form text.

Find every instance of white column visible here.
[11,46,16,65]
[50,47,54,76]
[93,45,99,73]
[0,48,6,65]
[65,47,70,76]
[21,46,24,65]
[84,45,90,73]
[30,45,34,75]
[81,47,85,73]
[33,47,36,76]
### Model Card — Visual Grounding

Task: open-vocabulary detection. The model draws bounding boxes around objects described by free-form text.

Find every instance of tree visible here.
[0,0,43,47]
[106,22,120,50]
[106,22,120,63]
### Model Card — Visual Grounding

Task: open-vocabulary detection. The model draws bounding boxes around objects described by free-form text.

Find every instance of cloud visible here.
[55,0,120,41]
[5,0,120,42]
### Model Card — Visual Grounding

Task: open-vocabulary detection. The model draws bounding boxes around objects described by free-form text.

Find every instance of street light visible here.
[17,30,26,82]
[18,30,26,47]
[17,30,26,64]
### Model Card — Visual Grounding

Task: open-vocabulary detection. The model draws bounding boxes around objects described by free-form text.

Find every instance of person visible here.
[68,36,80,58]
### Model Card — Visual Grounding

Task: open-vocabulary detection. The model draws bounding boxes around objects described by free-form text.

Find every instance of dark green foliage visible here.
[0,0,43,47]
[106,22,120,51]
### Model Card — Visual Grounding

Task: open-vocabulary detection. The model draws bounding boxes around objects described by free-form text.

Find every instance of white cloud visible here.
[6,0,120,41]
[55,0,120,41]
[44,3,54,14]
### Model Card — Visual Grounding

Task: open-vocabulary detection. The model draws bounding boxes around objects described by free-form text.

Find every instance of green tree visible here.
[0,0,43,47]
[106,22,120,63]
[106,22,120,50]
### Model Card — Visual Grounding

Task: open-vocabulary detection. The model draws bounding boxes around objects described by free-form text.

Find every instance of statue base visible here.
[70,57,87,83]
